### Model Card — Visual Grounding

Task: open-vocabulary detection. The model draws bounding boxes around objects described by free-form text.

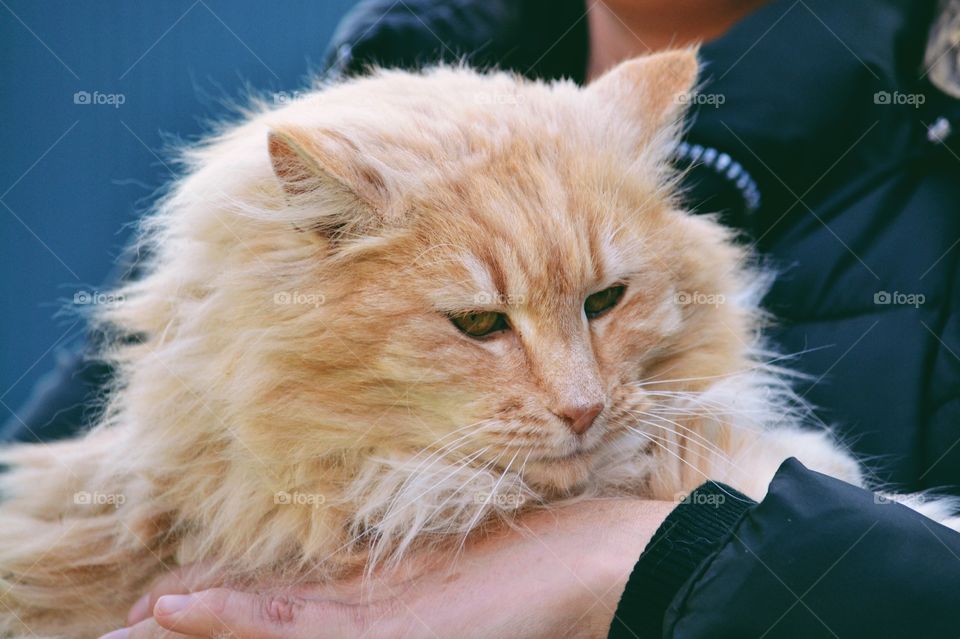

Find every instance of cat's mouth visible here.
[540,443,599,462]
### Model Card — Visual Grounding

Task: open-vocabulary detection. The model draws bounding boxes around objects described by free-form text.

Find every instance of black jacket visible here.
[612,459,960,638]
[6,0,960,636]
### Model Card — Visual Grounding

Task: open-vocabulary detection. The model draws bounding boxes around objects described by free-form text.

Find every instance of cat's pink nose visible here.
[556,402,604,435]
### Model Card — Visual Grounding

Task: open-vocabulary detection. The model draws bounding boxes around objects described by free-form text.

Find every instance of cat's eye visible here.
[584,285,626,318]
[450,311,510,338]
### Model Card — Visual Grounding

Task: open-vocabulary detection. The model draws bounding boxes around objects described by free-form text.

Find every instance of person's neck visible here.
[586,0,768,81]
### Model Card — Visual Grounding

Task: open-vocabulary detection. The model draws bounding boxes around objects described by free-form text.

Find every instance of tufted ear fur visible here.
[588,49,699,141]
[267,127,395,238]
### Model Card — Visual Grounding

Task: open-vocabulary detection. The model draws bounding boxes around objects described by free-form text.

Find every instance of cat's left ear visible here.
[588,49,699,137]
[268,126,397,236]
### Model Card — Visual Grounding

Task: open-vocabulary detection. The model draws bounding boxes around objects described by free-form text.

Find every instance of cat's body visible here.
[0,51,954,638]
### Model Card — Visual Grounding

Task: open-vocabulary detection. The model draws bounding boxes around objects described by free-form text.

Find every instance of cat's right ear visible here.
[267,127,393,236]
[587,49,699,141]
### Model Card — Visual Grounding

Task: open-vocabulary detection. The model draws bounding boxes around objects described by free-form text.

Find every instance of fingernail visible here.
[127,593,150,624]
[98,630,130,639]
[155,594,192,616]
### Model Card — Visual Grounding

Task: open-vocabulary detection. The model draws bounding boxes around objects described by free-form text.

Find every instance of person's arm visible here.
[105,459,960,639]
[106,500,675,639]
[612,458,960,638]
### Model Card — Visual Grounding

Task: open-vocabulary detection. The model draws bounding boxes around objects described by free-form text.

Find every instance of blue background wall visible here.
[1,1,357,419]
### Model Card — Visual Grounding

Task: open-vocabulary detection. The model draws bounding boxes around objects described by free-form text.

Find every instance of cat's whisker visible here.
[339,446,499,581]
[626,418,754,486]
[629,371,758,387]
[634,424,742,476]
[377,419,502,514]
[628,348,821,391]
[640,386,798,410]
[623,415,731,462]
[452,447,535,564]
[648,404,772,417]
[376,446,493,530]
[622,426,748,504]
[640,401,776,426]
[396,419,497,474]
[462,447,522,530]
[621,410,732,459]
[634,396,734,417]
[369,450,507,575]
[624,425,710,476]
[643,389,809,424]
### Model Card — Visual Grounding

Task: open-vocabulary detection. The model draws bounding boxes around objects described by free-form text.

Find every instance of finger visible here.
[153,588,395,639]
[127,593,153,626]
[99,616,198,639]
[154,589,293,639]
[128,563,216,625]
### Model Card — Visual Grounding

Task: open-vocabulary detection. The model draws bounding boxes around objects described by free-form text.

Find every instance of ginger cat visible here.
[1,50,954,638]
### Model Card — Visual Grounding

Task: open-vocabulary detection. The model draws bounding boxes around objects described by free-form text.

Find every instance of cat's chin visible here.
[521,450,597,495]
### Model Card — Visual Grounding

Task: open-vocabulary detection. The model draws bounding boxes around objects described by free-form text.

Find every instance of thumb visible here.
[152,588,376,639]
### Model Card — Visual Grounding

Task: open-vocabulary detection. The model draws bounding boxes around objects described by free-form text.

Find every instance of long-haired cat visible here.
[1,50,955,638]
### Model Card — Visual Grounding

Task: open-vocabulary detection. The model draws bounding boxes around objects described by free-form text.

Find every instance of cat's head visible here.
[248,50,755,492]
[114,50,756,500]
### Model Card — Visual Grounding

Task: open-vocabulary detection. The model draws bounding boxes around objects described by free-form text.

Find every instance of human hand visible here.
[103,499,674,639]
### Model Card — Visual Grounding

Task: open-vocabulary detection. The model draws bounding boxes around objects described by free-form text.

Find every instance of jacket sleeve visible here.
[609,458,960,638]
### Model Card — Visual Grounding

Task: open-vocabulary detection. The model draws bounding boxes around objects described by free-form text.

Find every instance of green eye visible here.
[450,311,510,338]
[584,285,626,318]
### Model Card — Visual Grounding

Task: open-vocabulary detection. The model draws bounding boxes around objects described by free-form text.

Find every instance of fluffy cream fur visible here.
[0,51,954,638]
